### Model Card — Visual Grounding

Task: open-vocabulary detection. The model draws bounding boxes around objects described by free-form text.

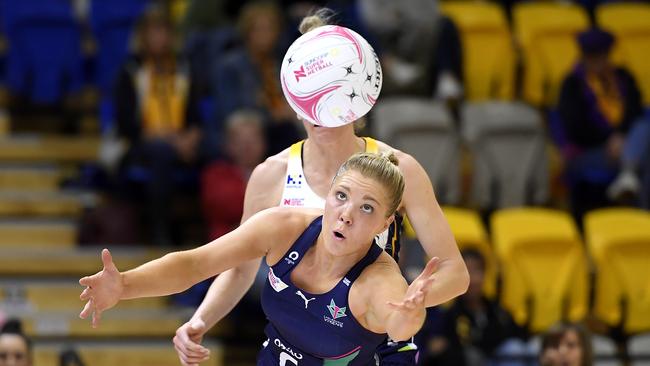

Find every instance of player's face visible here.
[322,170,393,256]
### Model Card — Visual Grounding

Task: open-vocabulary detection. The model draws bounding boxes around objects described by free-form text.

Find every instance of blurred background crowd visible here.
[0,0,648,365]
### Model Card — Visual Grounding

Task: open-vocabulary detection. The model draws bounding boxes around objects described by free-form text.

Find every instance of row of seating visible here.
[440,1,650,106]
[372,98,549,208]
[0,0,149,103]
[405,206,650,336]
[31,340,224,366]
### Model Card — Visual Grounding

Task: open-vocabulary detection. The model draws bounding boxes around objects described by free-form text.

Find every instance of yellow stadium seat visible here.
[513,3,589,107]
[597,3,650,106]
[440,2,515,101]
[442,206,497,298]
[584,208,650,334]
[491,208,588,333]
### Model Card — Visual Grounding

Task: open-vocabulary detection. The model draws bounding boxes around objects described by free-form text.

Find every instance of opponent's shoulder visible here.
[250,148,290,182]
[246,149,291,196]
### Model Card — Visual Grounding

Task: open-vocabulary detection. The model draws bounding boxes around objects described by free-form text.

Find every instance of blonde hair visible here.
[335,152,404,217]
[298,8,336,34]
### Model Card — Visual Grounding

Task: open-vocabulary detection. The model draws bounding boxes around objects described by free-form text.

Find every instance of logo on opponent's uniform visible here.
[283,198,305,207]
[286,174,303,187]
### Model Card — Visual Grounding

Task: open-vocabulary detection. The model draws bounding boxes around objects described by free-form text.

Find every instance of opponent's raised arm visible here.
[399,153,469,307]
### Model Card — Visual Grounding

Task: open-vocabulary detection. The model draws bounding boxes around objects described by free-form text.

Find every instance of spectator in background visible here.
[539,323,593,366]
[357,0,463,101]
[201,110,267,240]
[558,28,650,221]
[174,109,267,307]
[114,6,202,246]
[213,1,303,156]
[424,249,527,366]
[0,319,32,366]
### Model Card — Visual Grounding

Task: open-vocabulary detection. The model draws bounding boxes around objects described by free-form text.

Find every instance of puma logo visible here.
[296,290,315,309]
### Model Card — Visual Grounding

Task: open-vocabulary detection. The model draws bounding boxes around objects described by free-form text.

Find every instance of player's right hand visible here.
[173,318,211,366]
[79,248,123,328]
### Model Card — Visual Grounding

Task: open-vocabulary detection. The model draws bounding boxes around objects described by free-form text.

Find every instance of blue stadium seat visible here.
[89,0,149,94]
[0,0,83,104]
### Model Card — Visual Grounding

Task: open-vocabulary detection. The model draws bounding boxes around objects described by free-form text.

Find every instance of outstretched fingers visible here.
[91,307,102,329]
[80,299,93,319]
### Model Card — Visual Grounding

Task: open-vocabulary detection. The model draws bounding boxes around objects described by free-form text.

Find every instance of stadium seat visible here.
[592,334,622,366]
[440,2,515,101]
[442,206,497,298]
[491,208,589,333]
[629,333,650,366]
[596,2,650,107]
[513,2,589,107]
[461,101,549,210]
[372,98,461,205]
[0,0,83,103]
[89,0,149,94]
[584,208,650,334]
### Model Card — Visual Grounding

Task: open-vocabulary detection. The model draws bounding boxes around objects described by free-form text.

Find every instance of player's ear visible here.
[379,214,394,234]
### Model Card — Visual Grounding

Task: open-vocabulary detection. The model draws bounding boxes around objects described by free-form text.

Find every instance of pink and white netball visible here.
[280,25,382,127]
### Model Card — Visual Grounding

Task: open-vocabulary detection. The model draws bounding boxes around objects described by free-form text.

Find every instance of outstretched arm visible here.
[399,153,469,307]
[79,208,282,328]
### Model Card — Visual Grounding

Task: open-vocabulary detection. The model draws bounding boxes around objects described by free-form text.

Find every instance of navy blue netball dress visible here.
[259,216,386,366]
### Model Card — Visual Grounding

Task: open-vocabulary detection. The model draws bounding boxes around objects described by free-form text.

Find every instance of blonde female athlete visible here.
[80,153,439,366]
[173,11,469,366]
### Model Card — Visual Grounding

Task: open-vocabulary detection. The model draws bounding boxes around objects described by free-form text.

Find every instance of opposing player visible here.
[80,152,439,365]
[172,10,469,366]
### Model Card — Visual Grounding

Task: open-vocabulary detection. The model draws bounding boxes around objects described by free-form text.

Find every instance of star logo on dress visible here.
[327,299,347,319]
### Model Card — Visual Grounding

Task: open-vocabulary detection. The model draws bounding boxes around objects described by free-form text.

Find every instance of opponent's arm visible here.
[172,159,285,366]
[399,153,469,307]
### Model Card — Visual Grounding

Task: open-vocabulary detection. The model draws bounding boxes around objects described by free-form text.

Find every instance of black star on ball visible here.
[347,90,358,102]
[344,65,355,76]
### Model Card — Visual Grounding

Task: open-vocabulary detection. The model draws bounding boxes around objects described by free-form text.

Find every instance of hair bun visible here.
[298,8,335,34]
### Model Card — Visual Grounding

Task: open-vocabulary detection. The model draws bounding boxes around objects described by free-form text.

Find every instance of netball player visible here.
[80,153,440,365]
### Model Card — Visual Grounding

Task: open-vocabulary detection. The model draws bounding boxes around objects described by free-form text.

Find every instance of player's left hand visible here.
[387,257,438,312]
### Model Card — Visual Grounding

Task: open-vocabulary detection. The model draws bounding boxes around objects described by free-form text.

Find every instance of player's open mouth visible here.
[333,231,345,239]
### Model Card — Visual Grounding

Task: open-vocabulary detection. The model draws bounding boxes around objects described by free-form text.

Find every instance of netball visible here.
[280,25,382,127]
